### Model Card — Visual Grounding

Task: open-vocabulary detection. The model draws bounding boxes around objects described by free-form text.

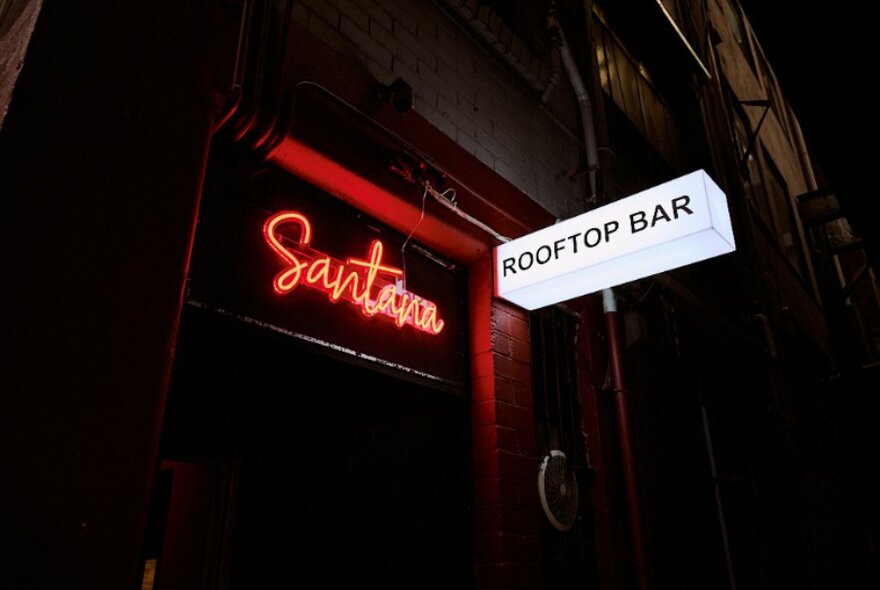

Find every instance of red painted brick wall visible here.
[469,255,544,590]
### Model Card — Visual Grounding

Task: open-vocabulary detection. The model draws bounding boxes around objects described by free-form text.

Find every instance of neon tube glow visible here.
[263,211,445,335]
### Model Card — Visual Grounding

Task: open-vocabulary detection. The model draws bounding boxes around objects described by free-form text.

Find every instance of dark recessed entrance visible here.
[142,307,471,589]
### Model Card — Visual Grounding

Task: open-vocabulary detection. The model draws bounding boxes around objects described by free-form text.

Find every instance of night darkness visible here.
[740,0,880,268]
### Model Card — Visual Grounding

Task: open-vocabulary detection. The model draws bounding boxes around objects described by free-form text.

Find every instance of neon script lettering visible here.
[263,211,445,335]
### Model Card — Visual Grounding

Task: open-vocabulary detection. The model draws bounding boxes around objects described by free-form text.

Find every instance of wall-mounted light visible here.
[495,170,736,310]
[377,77,413,113]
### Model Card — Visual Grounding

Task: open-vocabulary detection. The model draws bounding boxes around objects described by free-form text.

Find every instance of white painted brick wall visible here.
[296,0,586,219]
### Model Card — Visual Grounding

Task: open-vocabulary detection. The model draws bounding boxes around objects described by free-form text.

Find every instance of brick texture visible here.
[466,254,544,586]
[468,266,544,588]
[297,0,585,219]
[297,0,572,583]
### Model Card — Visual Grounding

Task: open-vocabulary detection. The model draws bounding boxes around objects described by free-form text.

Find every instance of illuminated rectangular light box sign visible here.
[495,169,735,310]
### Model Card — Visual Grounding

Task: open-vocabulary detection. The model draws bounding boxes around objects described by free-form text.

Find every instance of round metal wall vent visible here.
[538,450,579,531]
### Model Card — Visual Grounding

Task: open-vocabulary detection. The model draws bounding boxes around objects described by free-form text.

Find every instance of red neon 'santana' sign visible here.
[263,211,446,335]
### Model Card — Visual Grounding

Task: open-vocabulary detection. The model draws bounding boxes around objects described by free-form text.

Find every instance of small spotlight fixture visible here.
[378,77,413,113]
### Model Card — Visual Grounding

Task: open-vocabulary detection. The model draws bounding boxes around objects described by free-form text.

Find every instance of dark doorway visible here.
[144,307,471,589]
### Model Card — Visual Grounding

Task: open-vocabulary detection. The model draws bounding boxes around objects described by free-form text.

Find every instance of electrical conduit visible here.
[550,8,650,589]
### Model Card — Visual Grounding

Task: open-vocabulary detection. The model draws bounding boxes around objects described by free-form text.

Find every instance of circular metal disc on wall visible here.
[538,449,579,532]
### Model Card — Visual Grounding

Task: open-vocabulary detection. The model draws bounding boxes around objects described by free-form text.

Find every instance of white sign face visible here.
[494,169,735,310]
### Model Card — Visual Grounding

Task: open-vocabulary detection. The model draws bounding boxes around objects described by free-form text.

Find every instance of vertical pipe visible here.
[700,399,738,590]
[551,13,600,205]
[603,288,649,590]
[551,4,649,586]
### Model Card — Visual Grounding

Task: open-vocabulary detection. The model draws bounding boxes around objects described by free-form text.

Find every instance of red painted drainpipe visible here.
[552,3,650,586]
[551,3,650,584]
[604,287,649,590]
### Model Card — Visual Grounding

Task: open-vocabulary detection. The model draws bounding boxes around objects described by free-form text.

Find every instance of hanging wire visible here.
[399,183,429,291]
[436,185,457,207]
[423,181,511,243]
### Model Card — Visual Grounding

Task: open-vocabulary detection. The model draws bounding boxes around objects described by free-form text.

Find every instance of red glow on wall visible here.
[263,211,445,335]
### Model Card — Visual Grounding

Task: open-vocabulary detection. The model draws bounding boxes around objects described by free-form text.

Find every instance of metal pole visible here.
[603,288,649,590]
